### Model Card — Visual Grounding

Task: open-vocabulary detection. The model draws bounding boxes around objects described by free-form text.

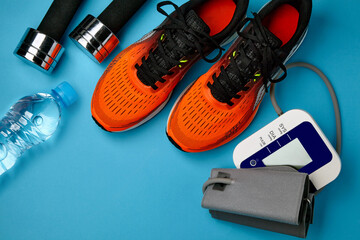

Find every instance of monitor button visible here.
[250,160,257,167]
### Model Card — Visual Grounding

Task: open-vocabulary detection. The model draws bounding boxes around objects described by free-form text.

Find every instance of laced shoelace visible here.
[207,13,288,106]
[135,1,224,90]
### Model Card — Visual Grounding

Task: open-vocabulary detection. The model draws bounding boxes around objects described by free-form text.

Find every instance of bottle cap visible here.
[52,82,78,108]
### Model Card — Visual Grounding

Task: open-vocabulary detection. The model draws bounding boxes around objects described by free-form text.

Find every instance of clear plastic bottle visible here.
[0,82,78,175]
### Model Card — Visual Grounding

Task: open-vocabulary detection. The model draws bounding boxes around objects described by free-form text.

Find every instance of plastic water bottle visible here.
[0,82,78,176]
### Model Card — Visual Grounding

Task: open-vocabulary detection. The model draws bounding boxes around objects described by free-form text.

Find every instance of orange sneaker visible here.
[166,0,312,152]
[91,0,249,132]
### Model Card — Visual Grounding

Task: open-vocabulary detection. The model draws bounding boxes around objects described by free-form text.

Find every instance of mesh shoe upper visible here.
[167,38,265,151]
[91,0,245,132]
[167,0,312,152]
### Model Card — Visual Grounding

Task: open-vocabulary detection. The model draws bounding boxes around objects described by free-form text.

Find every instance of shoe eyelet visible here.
[178,57,189,68]
[253,70,261,82]
[229,50,238,60]
[160,33,166,42]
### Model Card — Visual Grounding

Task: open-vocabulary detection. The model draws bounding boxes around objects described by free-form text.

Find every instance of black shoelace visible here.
[207,13,287,106]
[135,1,224,90]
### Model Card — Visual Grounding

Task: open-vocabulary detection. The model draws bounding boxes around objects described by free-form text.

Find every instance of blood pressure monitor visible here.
[233,109,341,191]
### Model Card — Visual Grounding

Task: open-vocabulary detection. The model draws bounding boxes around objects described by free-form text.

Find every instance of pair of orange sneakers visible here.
[91,0,312,152]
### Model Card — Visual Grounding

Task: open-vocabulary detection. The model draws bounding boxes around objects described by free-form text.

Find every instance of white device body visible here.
[233,109,341,190]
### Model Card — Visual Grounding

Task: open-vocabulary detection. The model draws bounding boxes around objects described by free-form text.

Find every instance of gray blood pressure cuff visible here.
[202,167,314,238]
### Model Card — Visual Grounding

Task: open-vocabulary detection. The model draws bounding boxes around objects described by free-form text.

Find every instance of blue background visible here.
[0,0,359,239]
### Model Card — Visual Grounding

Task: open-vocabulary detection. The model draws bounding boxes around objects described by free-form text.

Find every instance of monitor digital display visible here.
[262,138,313,170]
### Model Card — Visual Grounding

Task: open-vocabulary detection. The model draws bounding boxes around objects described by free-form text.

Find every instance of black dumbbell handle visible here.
[98,0,146,34]
[38,0,83,42]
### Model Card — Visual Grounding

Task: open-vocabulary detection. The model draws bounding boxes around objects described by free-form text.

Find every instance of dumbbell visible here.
[14,0,83,74]
[69,0,147,64]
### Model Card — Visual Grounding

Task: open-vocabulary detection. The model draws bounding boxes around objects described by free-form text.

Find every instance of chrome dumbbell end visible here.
[14,0,83,73]
[69,15,119,64]
[14,28,64,74]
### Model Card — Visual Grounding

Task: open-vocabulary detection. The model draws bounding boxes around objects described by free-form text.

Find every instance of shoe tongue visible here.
[210,25,282,103]
[262,26,283,49]
[162,9,210,61]
[185,10,211,34]
[137,10,211,86]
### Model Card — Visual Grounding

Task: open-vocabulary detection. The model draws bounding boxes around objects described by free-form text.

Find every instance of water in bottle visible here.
[0,82,78,175]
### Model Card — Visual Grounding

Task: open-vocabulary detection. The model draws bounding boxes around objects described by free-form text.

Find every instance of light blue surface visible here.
[0,0,359,239]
